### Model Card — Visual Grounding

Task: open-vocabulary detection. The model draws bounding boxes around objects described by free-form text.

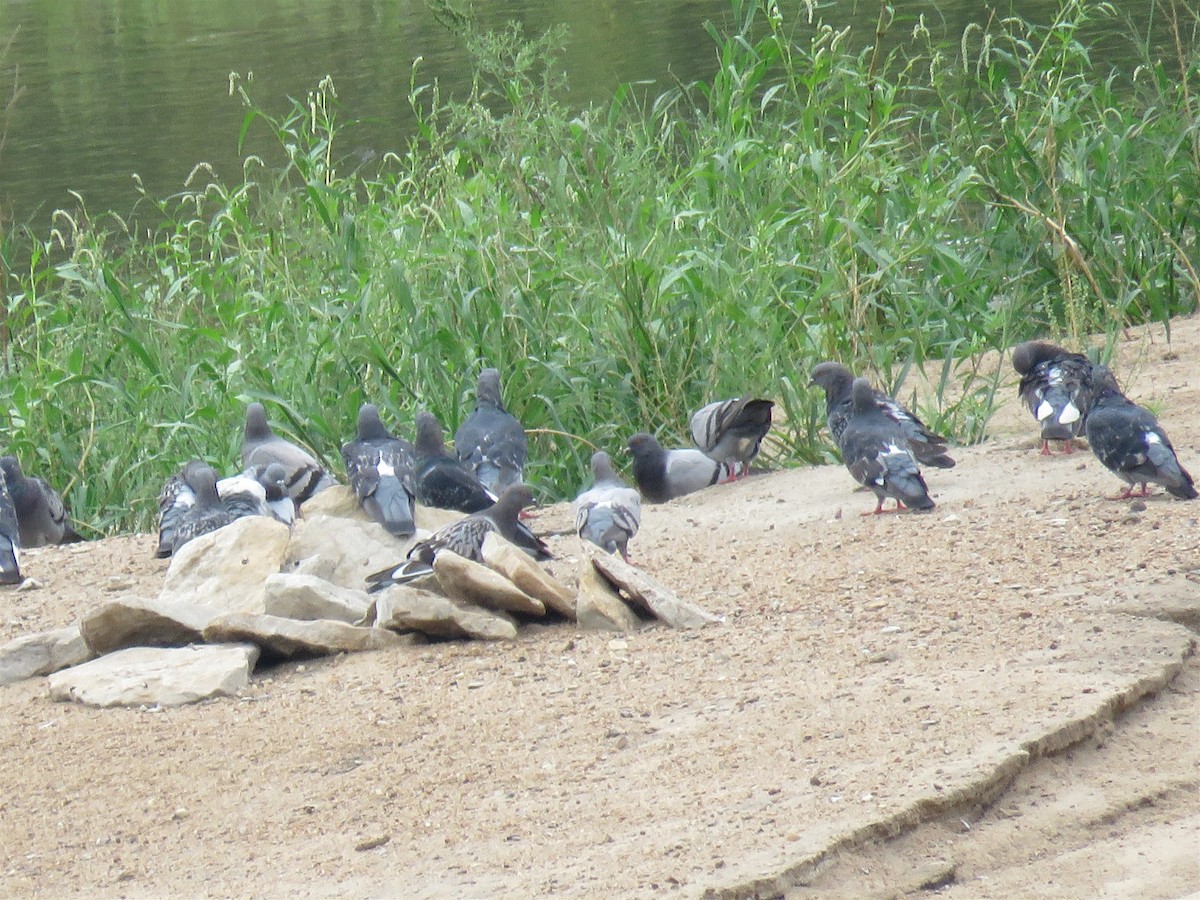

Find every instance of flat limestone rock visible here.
[202,612,410,662]
[433,550,546,617]
[262,573,372,624]
[80,596,220,656]
[481,532,576,620]
[283,515,414,591]
[160,516,291,614]
[0,625,93,686]
[589,550,723,629]
[575,559,643,633]
[372,584,518,641]
[300,485,462,533]
[47,644,259,708]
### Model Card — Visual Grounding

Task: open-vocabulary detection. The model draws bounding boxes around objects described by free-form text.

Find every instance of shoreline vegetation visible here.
[0,0,1197,534]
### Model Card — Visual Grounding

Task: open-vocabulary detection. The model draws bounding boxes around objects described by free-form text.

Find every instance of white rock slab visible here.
[283,515,412,591]
[372,585,518,641]
[202,612,411,661]
[0,625,93,686]
[80,595,219,656]
[160,516,291,614]
[262,573,372,623]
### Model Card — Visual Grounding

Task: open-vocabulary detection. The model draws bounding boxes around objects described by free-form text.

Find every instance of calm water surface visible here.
[0,1,1165,235]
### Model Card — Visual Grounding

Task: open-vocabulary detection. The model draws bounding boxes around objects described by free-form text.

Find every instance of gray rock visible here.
[0,625,93,686]
[481,532,575,619]
[372,584,518,641]
[160,515,291,614]
[589,550,723,628]
[262,573,372,624]
[575,557,643,633]
[47,644,259,708]
[433,550,546,617]
[301,485,462,533]
[282,514,415,590]
[80,596,220,656]
[202,612,411,662]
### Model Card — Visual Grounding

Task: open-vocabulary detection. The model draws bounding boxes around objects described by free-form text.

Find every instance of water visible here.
[0,1,1163,236]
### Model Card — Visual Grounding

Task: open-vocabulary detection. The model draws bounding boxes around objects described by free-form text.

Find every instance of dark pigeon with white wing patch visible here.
[838,378,936,515]
[689,396,774,475]
[1084,367,1196,500]
[627,432,736,504]
[454,368,528,493]
[0,456,83,547]
[1011,340,1096,455]
[413,411,497,514]
[241,402,337,504]
[168,461,238,554]
[156,462,295,557]
[573,451,641,561]
[341,403,418,539]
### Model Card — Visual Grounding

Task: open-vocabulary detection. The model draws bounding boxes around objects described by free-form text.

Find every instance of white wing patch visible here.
[377,459,395,478]
[1058,401,1080,425]
[1036,400,1054,421]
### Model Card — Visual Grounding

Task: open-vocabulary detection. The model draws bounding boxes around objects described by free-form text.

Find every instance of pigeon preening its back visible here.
[366,483,551,591]
[413,411,497,514]
[241,402,338,503]
[1084,367,1197,501]
[573,451,642,561]
[627,432,737,503]
[809,362,955,469]
[689,396,774,474]
[165,461,238,555]
[0,456,84,547]
[0,471,22,584]
[341,404,418,539]
[243,463,298,526]
[454,368,528,493]
[838,378,936,515]
[1011,340,1096,455]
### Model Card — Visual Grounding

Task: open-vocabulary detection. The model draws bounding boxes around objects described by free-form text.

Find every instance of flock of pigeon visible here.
[0,341,1193,589]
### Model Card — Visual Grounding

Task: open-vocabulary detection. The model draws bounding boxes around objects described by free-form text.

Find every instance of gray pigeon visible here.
[627,432,736,503]
[810,362,955,468]
[168,461,238,555]
[242,463,298,526]
[454,368,528,492]
[0,456,83,547]
[1084,367,1196,500]
[366,483,550,591]
[689,396,774,475]
[156,462,295,557]
[838,378,935,514]
[341,403,417,538]
[240,402,337,503]
[573,451,642,561]
[1012,340,1096,455]
[0,471,22,584]
[413,411,497,514]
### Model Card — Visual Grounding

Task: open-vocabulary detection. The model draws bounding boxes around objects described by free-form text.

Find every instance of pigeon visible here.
[626,432,737,503]
[366,483,550,591]
[243,463,298,526]
[454,368,528,492]
[689,396,774,475]
[413,411,497,514]
[838,377,936,515]
[0,471,22,584]
[1084,367,1196,500]
[240,402,337,503]
[810,362,955,468]
[573,451,642,561]
[341,403,418,539]
[1011,340,1096,455]
[0,456,84,547]
[166,461,238,555]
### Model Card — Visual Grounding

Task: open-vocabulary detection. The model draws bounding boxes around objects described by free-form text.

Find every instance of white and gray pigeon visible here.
[626,432,737,503]
[810,362,955,468]
[413,411,497,514]
[166,461,239,555]
[838,377,936,515]
[241,463,298,525]
[689,396,774,475]
[454,368,528,493]
[341,403,418,539]
[1011,340,1096,455]
[366,483,550,591]
[0,470,22,584]
[1084,367,1197,500]
[240,402,337,503]
[0,456,83,547]
[573,451,641,561]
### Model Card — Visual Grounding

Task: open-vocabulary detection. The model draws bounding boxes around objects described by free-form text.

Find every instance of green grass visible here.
[1,0,1197,534]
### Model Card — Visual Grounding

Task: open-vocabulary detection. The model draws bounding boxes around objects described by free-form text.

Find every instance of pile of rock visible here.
[0,487,721,708]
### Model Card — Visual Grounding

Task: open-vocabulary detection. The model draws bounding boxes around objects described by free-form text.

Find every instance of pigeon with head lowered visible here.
[1011,340,1096,455]
[839,377,936,515]
[366,483,550,590]
[626,432,736,503]
[167,461,238,555]
[1084,367,1196,500]
[341,403,418,539]
[0,471,22,584]
[241,402,337,503]
[413,411,497,514]
[689,396,774,476]
[810,362,955,468]
[573,451,641,561]
[454,368,528,493]
[242,463,298,526]
[0,456,83,547]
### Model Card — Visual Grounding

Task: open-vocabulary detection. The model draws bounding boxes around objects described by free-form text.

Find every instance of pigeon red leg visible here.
[1039,440,1052,456]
